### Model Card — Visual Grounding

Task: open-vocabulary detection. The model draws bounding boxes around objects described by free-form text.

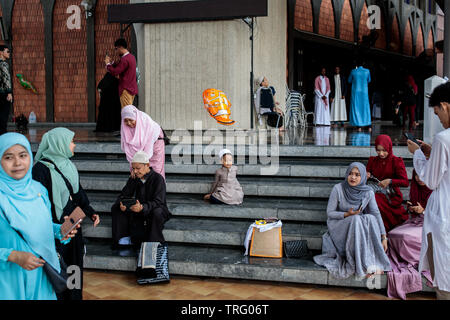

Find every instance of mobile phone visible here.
[357,203,364,212]
[121,197,137,208]
[404,132,421,146]
[60,207,86,239]
[61,218,83,239]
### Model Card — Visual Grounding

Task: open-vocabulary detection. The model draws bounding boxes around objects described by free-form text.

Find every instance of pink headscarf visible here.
[121,105,161,164]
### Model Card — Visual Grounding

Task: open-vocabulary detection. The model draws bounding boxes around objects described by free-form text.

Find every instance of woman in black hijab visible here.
[95,72,122,132]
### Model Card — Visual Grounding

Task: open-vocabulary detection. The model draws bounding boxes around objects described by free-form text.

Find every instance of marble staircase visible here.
[29,142,432,292]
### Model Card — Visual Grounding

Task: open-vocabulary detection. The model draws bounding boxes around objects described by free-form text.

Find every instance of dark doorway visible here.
[292,32,436,123]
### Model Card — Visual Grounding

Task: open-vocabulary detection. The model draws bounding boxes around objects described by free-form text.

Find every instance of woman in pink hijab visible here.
[121,105,165,179]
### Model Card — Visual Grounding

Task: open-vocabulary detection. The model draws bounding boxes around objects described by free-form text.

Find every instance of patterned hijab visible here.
[34,128,79,220]
[341,162,373,211]
[0,133,60,271]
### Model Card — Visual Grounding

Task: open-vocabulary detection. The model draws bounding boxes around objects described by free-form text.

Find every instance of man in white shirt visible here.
[407,82,450,300]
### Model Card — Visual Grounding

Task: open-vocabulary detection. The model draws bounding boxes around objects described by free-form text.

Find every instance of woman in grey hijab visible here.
[313,162,391,279]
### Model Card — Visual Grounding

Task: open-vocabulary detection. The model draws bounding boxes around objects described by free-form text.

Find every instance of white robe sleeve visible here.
[254,88,261,115]
[413,137,449,190]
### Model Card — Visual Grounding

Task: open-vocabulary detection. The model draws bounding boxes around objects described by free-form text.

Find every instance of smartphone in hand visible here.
[404,132,421,146]
[357,203,364,212]
[120,197,137,209]
[60,207,85,239]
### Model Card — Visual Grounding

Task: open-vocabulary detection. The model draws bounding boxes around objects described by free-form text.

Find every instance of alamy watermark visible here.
[66,265,82,290]
[66,5,82,30]
[170,121,280,175]
[366,5,381,30]
[354,265,384,290]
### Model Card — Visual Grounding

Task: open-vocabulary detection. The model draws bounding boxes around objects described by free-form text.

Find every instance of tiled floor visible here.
[82,270,436,300]
[12,121,421,146]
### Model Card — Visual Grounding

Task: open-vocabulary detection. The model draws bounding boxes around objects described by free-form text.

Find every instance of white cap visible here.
[132,151,150,163]
[256,76,265,86]
[218,149,232,160]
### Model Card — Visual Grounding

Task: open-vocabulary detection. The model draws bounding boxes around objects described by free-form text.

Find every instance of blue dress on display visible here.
[348,67,371,127]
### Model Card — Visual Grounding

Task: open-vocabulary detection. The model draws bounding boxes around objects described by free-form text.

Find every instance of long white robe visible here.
[314,125,330,146]
[314,76,330,125]
[330,128,347,146]
[330,75,347,122]
[413,128,450,292]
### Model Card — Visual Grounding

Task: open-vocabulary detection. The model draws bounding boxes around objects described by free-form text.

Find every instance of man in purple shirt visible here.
[105,38,138,108]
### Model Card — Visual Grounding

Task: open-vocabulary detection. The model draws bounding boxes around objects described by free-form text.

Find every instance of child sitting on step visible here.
[203,149,244,205]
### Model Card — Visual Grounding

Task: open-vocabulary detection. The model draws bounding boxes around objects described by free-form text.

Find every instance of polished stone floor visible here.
[10,121,422,147]
[83,270,436,300]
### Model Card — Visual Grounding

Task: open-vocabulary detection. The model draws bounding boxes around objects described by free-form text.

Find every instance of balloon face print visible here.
[202,88,235,125]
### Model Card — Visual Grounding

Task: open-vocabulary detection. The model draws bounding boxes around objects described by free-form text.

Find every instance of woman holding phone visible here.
[0,133,78,300]
[366,134,409,232]
[313,162,390,279]
[32,128,100,300]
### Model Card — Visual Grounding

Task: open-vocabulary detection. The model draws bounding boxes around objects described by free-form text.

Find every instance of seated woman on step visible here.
[366,134,409,232]
[313,162,391,279]
[386,170,433,300]
[203,149,244,205]
[254,76,284,129]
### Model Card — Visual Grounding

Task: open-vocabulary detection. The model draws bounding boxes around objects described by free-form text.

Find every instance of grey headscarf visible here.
[341,162,373,211]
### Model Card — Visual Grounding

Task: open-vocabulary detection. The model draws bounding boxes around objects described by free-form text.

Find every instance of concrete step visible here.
[73,158,414,178]
[81,174,410,200]
[87,193,329,222]
[83,241,433,292]
[82,217,327,250]
[31,142,414,159]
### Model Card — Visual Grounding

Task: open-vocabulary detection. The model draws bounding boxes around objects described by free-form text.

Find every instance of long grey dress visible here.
[313,183,392,279]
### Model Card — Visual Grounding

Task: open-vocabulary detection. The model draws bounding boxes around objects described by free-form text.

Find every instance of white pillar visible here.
[444,0,450,77]
[423,75,446,144]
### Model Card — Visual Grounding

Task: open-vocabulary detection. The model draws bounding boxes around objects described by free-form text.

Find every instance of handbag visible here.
[136,242,170,284]
[283,240,308,258]
[367,175,395,204]
[42,252,69,293]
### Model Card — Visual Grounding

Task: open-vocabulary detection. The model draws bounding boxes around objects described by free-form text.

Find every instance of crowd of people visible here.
[314,82,450,300]
[0,34,448,301]
[253,59,420,132]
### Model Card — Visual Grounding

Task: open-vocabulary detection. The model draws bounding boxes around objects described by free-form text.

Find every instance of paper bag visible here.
[249,226,282,258]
